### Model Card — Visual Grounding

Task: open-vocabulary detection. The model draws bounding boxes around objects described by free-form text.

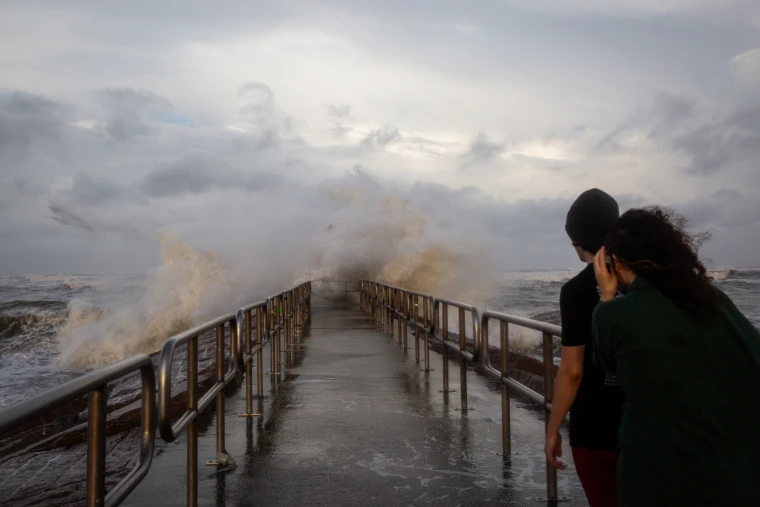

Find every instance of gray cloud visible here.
[98,87,173,142]
[674,106,760,176]
[62,173,125,207]
[140,151,287,198]
[48,203,97,233]
[231,129,279,152]
[0,92,64,149]
[238,82,276,117]
[2,2,760,274]
[14,178,46,198]
[325,104,353,137]
[459,133,505,171]
[361,126,401,149]
[597,93,760,177]
[141,152,233,198]
[678,188,760,229]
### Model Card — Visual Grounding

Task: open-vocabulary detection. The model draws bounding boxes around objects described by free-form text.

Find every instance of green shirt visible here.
[593,277,760,507]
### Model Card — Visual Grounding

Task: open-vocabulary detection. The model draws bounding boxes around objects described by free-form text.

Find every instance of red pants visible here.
[571,447,619,507]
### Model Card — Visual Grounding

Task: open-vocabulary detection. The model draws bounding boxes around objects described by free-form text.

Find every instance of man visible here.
[545,188,624,507]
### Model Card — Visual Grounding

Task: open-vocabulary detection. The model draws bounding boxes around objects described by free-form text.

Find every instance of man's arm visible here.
[545,345,584,469]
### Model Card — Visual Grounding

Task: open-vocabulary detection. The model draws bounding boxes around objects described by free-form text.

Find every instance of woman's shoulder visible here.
[592,283,660,323]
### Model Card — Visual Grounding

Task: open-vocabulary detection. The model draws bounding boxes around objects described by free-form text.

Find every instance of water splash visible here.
[57,233,233,368]
[57,177,496,369]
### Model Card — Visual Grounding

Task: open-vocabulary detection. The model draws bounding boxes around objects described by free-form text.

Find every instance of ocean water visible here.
[0,268,758,407]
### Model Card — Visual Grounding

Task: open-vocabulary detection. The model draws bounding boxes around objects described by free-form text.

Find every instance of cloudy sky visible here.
[1,0,760,275]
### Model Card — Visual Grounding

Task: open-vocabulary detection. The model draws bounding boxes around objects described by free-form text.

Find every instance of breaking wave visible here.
[57,233,233,368]
[58,182,495,369]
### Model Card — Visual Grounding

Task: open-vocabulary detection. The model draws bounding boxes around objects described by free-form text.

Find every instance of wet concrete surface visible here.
[123,297,588,507]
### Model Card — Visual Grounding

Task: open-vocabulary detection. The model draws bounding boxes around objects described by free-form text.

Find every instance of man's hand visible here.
[545,430,565,470]
[594,246,618,302]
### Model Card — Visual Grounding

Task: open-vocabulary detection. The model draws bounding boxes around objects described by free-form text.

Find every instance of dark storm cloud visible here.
[468,133,506,160]
[459,132,505,171]
[0,92,64,149]
[648,94,697,138]
[48,203,97,233]
[598,93,697,152]
[140,151,287,198]
[14,178,46,198]
[674,105,760,176]
[238,82,276,117]
[598,93,760,177]
[677,188,760,229]
[63,173,125,206]
[361,126,401,149]
[141,152,232,197]
[409,181,648,241]
[98,87,174,142]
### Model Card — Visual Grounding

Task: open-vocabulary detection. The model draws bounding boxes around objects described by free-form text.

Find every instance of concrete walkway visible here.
[124,297,587,507]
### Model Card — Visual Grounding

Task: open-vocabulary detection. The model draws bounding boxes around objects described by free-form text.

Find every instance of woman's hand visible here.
[594,247,618,302]
[545,431,565,470]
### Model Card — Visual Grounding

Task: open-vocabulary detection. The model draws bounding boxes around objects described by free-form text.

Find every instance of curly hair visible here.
[605,206,717,320]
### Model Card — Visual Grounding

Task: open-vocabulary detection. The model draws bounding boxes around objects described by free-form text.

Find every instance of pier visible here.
[0,281,587,506]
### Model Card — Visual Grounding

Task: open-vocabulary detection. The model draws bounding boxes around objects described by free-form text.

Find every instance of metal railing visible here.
[235,282,312,417]
[0,277,568,503]
[156,281,311,507]
[0,281,311,507]
[362,281,436,371]
[360,280,562,502]
[157,313,240,507]
[433,298,480,410]
[0,355,156,507]
[481,310,562,500]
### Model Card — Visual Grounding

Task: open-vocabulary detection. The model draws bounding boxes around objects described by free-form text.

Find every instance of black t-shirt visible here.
[560,263,624,450]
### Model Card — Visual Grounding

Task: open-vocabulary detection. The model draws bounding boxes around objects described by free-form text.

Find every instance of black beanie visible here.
[565,188,619,253]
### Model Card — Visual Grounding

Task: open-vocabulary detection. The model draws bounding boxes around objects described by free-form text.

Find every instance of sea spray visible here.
[57,233,235,368]
[56,174,498,368]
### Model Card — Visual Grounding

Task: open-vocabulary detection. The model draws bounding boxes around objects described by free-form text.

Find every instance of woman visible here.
[592,207,760,507]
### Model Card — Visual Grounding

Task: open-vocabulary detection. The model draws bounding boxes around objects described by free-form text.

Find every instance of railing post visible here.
[543,331,558,501]
[269,302,277,386]
[403,291,408,350]
[245,310,253,410]
[459,307,468,410]
[187,335,198,507]
[387,288,391,335]
[215,324,226,463]
[423,298,430,372]
[276,296,282,375]
[414,294,420,363]
[442,303,450,393]
[284,294,291,361]
[256,307,264,397]
[397,290,402,343]
[385,288,390,334]
[501,321,511,454]
[86,386,107,507]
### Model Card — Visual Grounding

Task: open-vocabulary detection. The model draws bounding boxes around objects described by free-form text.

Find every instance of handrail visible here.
[360,280,562,502]
[480,309,560,500]
[157,313,237,441]
[432,297,481,410]
[433,297,481,361]
[0,355,156,507]
[362,280,436,370]
[0,280,312,507]
[235,282,311,418]
[236,300,269,416]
